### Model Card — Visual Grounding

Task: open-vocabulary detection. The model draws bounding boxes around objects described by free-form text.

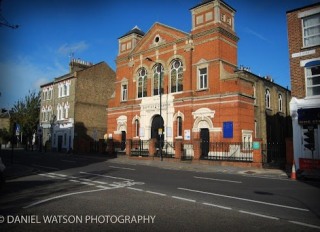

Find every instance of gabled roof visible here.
[118,25,145,39]
[128,22,190,55]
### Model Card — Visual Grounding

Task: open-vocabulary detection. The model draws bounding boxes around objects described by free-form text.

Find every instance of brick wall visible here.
[287,4,320,98]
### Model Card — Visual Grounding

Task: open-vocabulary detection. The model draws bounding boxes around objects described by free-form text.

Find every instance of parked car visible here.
[0,156,5,187]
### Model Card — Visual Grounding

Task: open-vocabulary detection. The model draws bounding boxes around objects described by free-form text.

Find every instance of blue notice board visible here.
[223,121,233,138]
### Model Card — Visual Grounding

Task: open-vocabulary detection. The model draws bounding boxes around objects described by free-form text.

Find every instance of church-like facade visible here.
[107,0,254,151]
[106,0,291,163]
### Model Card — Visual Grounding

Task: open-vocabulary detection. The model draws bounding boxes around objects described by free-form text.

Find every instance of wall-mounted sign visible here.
[223,121,233,138]
[184,130,191,140]
[253,141,260,150]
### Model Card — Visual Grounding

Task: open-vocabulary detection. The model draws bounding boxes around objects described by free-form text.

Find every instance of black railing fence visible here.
[201,142,253,162]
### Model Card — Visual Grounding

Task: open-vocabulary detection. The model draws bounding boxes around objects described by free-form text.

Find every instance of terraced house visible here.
[106,0,291,166]
[287,2,320,171]
[40,59,115,152]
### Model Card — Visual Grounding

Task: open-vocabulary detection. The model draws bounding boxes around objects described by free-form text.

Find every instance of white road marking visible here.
[146,191,167,196]
[79,178,92,182]
[32,164,59,170]
[172,196,196,203]
[48,173,67,177]
[239,210,279,220]
[194,176,242,184]
[80,171,133,181]
[69,179,80,183]
[202,202,232,210]
[80,182,95,186]
[178,187,309,212]
[127,187,144,192]
[92,180,109,185]
[23,188,110,209]
[109,166,135,171]
[38,174,65,180]
[96,185,112,190]
[289,221,320,229]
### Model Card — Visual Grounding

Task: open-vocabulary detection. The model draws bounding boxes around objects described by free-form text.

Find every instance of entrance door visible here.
[200,128,209,157]
[121,131,126,151]
[151,115,164,148]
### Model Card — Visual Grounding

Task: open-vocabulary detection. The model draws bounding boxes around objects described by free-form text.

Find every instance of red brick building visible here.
[107,0,290,163]
[107,0,255,157]
[287,3,320,170]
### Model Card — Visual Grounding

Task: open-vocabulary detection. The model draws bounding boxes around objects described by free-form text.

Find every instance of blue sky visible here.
[0,0,318,109]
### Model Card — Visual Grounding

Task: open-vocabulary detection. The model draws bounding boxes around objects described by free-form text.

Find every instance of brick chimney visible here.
[69,58,93,72]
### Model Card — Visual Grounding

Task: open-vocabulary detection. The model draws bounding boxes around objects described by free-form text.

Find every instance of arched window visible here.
[153,64,164,96]
[177,116,182,137]
[135,119,140,137]
[137,68,147,98]
[170,59,183,93]
[265,89,271,109]
[278,94,283,112]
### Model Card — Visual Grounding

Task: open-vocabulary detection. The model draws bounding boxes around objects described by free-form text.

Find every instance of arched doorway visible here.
[151,115,164,148]
[200,128,209,157]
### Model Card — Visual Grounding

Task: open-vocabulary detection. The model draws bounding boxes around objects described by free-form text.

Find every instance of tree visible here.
[0,128,10,145]
[11,90,40,146]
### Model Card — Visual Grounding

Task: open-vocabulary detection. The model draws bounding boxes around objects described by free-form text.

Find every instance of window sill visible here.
[301,44,320,50]
[195,88,209,92]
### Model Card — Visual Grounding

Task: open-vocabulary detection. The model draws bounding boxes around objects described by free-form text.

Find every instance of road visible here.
[0,150,320,231]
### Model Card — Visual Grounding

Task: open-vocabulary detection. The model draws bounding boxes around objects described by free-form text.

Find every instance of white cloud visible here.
[57,41,89,56]
[244,27,270,43]
[0,56,67,108]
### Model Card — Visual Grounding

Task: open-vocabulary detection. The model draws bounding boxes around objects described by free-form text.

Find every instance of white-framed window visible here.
[242,130,252,150]
[121,83,128,101]
[170,59,183,93]
[305,64,320,96]
[153,64,164,96]
[278,94,283,112]
[265,89,271,109]
[47,88,52,100]
[135,119,140,137]
[42,90,47,101]
[57,104,66,121]
[137,68,147,98]
[302,13,320,47]
[41,108,46,122]
[198,67,208,90]
[177,116,182,137]
[58,82,70,98]
[64,102,69,119]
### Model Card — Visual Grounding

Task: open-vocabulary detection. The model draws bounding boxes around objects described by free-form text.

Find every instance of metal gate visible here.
[130,140,150,157]
[262,142,286,168]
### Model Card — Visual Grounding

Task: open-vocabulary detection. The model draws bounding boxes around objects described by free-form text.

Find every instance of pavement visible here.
[2,150,320,181]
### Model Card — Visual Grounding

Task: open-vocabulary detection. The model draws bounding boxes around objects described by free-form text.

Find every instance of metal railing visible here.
[182,143,194,160]
[130,140,150,157]
[202,142,253,162]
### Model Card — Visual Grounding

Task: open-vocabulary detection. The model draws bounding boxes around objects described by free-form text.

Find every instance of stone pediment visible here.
[131,22,189,54]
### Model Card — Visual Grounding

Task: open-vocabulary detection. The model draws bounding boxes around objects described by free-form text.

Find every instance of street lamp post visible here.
[146,57,163,161]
